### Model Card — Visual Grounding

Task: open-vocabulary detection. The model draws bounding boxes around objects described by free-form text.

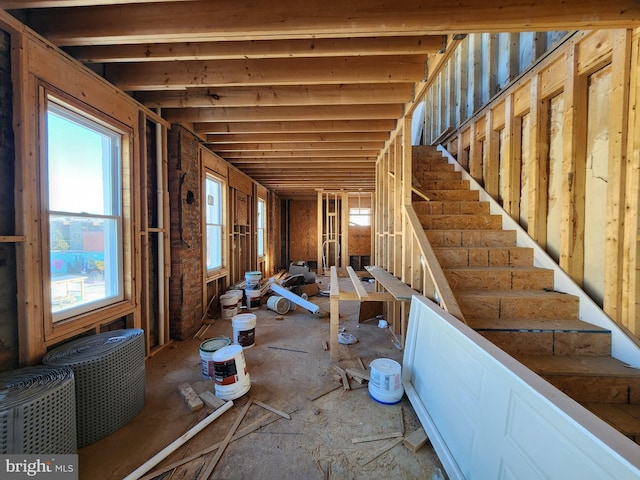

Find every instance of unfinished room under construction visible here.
[2,2,640,479]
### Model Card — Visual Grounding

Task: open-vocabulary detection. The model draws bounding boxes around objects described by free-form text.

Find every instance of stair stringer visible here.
[436,144,640,368]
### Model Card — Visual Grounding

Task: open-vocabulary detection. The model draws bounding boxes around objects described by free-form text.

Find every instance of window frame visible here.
[257,197,266,260]
[40,87,134,335]
[204,170,227,278]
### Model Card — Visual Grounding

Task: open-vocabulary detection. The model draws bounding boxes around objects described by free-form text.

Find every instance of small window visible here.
[205,173,225,272]
[47,100,124,322]
[257,198,266,258]
[349,207,371,227]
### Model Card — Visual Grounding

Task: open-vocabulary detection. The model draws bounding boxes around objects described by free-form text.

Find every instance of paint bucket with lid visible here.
[213,344,251,400]
[220,293,238,320]
[232,313,256,348]
[228,289,244,309]
[245,271,262,290]
[199,336,231,378]
[245,289,262,310]
[266,295,290,315]
[368,358,404,404]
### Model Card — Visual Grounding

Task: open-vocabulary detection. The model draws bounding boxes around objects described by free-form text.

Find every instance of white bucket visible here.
[213,344,251,400]
[232,313,256,348]
[368,358,404,404]
[245,289,262,310]
[199,336,231,378]
[220,293,238,319]
[245,271,262,290]
[267,295,290,315]
[228,289,244,309]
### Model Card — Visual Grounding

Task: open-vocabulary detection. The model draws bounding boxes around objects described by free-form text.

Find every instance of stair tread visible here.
[583,403,640,435]
[443,265,552,272]
[513,354,640,377]
[469,318,610,333]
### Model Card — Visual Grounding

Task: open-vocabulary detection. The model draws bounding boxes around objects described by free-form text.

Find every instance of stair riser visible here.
[413,201,489,215]
[421,215,503,230]
[423,190,479,201]
[457,294,579,320]
[423,180,470,190]
[414,171,462,182]
[434,247,534,267]
[446,269,553,290]
[540,375,640,404]
[426,230,517,247]
[478,331,611,356]
[412,163,455,172]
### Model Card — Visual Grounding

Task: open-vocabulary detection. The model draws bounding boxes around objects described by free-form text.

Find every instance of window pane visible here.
[48,109,118,216]
[47,101,123,321]
[205,173,224,272]
[257,198,266,257]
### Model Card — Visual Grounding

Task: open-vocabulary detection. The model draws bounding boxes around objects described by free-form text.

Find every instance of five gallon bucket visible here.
[199,336,231,378]
[245,289,262,310]
[228,289,244,309]
[267,295,290,315]
[220,293,238,319]
[368,358,404,404]
[213,344,251,400]
[232,313,257,348]
[245,271,262,290]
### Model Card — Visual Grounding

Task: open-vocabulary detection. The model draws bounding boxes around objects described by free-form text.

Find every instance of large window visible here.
[257,197,266,258]
[205,173,224,272]
[46,99,124,322]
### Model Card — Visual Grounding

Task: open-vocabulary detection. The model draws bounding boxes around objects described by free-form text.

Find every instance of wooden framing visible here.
[415,28,640,337]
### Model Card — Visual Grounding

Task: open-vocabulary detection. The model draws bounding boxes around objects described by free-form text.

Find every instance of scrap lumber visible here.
[345,368,370,382]
[178,383,204,411]
[351,431,404,444]
[404,427,428,452]
[123,400,234,480]
[200,399,253,479]
[139,408,296,480]
[199,390,226,410]
[358,437,405,467]
[254,400,291,420]
[332,365,350,390]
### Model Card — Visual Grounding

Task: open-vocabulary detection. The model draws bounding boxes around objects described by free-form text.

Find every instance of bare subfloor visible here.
[79,276,445,479]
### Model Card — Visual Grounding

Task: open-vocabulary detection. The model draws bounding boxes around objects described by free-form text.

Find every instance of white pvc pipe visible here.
[156,115,165,346]
[269,282,320,315]
[123,400,234,480]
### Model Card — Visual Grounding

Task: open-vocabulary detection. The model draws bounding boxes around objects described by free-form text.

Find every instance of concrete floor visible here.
[78,276,445,479]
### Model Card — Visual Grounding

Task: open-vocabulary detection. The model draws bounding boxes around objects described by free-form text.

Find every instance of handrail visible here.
[404,204,466,323]
[411,186,431,202]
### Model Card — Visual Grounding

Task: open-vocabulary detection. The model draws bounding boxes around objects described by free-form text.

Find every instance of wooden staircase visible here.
[412,145,640,444]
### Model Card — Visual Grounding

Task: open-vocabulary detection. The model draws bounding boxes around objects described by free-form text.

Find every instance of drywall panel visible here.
[584,66,611,306]
[519,113,531,229]
[546,94,564,262]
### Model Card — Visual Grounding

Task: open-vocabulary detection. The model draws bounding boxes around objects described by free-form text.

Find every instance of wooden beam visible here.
[205,132,390,144]
[220,150,379,159]
[195,120,396,134]
[66,35,445,62]
[163,104,404,123]
[211,142,385,152]
[135,84,414,108]
[105,56,427,90]
[25,1,640,46]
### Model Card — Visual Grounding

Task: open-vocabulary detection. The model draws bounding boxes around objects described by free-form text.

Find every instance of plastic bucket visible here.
[245,289,262,310]
[213,344,251,400]
[228,289,244,309]
[245,271,262,290]
[199,336,231,378]
[220,293,238,319]
[368,358,404,404]
[232,313,256,348]
[267,295,290,315]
